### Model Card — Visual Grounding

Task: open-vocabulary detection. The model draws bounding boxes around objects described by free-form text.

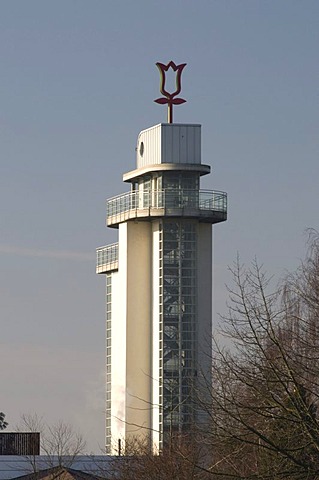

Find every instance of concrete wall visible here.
[110,225,127,450]
[125,221,152,444]
[111,221,161,451]
[151,221,160,448]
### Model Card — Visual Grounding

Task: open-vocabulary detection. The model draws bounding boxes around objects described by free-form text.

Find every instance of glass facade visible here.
[162,171,199,191]
[159,220,198,446]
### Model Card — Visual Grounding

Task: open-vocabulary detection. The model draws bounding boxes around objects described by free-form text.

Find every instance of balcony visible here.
[96,243,118,274]
[106,189,227,227]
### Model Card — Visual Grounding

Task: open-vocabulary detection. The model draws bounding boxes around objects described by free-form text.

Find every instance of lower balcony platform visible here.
[96,243,118,274]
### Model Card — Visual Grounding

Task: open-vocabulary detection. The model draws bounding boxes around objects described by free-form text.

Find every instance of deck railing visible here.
[96,243,118,270]
[107,189,227,220]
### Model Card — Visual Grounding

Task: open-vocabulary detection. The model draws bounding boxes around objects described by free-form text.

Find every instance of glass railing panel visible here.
[163,189,198,208]
[106,189,227,219]
[96,243,119,268]
[199,190,227,212]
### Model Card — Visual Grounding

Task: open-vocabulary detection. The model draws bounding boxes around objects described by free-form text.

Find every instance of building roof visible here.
[0,456,115,480]
[10,466,110,480]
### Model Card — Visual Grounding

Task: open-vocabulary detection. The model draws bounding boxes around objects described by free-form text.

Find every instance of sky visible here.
[0,0,318,453]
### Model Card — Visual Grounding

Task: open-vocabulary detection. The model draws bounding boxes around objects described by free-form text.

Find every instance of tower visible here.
[96,63,227,454]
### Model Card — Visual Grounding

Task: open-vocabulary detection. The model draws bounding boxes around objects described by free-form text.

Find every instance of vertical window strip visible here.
[158,223,163,449]
[105,274,112,454]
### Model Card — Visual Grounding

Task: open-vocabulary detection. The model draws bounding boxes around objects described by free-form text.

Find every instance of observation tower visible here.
[96,62,227,453]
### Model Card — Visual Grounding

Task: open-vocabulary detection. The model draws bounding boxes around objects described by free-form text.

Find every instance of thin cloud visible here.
[0,244,93,261]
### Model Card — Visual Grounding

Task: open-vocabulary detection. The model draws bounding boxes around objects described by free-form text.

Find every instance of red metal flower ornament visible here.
[154,61,187,123]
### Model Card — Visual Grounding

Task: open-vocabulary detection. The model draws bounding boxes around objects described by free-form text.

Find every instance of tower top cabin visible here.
[124,123,209,183]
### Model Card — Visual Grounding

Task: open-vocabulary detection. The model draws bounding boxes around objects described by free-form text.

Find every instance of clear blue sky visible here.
[0,0,318,452]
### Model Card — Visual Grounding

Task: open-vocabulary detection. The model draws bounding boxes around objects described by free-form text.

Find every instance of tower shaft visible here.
[96,123,227,453]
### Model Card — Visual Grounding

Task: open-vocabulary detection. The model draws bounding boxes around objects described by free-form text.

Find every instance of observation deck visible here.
[106,189,227,228]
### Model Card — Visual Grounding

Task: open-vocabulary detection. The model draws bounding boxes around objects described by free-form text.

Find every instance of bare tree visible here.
[42,420,86,468]
[17,414,86,471]
[198,234,319,479]
[108,433,210,480]
[0,411,8,430]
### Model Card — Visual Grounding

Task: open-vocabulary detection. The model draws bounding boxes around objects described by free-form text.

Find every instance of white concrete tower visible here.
[96,63,227,454]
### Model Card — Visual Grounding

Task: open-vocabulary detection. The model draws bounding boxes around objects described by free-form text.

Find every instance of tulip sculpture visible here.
[154,61,187,123]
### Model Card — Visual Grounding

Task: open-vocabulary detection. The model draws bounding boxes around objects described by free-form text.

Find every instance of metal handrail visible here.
[107,189,227,219]
[96,242,119,268]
